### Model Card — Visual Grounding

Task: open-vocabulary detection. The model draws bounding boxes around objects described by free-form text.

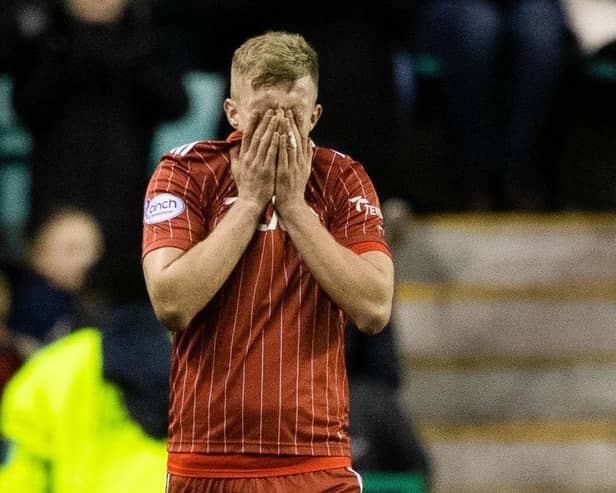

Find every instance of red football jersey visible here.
[142,132,390,465]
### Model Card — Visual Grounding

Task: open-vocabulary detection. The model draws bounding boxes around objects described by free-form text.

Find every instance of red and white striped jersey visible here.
[142,131,390,465]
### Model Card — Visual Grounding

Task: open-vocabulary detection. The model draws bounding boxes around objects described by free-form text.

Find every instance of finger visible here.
[306,142,313,167]
[286,110,303,160]
[265,131,280,172]
[278,132,289,173]
[281,116,297,164]
[229,144,239,164]
[240,111,263,156]
[249,109,275,157]
[303,134,311,159]
[229,144,240,180]
[255,112,280,164]
[287,133,298,167]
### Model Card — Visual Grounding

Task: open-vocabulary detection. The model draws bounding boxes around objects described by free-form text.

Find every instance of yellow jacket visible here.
[0,328,167,493]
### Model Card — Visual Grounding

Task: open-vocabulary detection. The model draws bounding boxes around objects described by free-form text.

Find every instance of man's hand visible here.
[274,109,313,215]
[230,109,280,212]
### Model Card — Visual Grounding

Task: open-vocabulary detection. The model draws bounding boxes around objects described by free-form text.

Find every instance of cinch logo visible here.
[349,195,383,218]
[144,193,186,224]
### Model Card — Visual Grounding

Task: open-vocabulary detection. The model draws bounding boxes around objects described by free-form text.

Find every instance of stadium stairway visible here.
[391,212,616,493]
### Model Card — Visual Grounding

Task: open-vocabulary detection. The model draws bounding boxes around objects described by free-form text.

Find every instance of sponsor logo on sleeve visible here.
[349,195,383,218]
[144,193,186,224]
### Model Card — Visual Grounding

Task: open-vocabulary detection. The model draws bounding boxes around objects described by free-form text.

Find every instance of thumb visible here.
[229,144,239,162]
[229,144,240,179]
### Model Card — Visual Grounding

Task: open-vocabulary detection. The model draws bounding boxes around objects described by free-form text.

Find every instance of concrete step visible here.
[394,212,616,286]
[393,283,616,358]
[388,213,616,492]
[392,213,616,359]
[401,365,616,422]
[417,420,616,493]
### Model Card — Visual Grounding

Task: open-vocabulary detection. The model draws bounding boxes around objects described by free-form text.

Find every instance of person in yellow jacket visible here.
[0,305,171,493]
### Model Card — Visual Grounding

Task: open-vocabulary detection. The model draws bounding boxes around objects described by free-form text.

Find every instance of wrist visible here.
[276,199,311,225]
[234,197,267,221]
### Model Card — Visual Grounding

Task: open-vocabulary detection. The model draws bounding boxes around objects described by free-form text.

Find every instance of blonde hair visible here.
[230,31,319,98]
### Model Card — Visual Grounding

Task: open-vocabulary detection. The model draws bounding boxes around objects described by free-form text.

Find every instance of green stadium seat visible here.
[361,472,426,493]
[583,39,616,81]
[0,74,32,255]
[149,70,226,171]
[0,74,32,162]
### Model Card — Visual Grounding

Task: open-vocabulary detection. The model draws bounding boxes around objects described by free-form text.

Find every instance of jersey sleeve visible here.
[142,157,207,259]
[329,159,391,257]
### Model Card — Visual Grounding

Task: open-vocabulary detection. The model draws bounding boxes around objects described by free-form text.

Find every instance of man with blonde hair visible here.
[142,30,394,492]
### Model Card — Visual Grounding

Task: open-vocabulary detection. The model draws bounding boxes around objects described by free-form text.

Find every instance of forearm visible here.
[280,202,394,334]
[145,199,262,331]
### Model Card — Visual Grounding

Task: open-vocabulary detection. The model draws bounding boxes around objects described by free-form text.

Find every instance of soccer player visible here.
[142,30,394,493]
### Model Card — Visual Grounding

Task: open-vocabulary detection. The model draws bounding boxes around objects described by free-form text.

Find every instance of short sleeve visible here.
[329,160,391,256]
[142,157,207,259]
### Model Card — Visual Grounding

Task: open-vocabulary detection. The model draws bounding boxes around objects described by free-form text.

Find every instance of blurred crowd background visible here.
[0,0,615,492]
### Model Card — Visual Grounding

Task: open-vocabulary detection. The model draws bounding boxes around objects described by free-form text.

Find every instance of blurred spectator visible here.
[0,304,170,493]
[7,206,103,359]
[8,0,188,307]
[0,270,21,399]
[562,0,616,55]
[556,1,616,210]
[415,0,570,211]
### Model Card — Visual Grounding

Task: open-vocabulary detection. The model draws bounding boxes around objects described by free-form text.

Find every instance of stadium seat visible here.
[149,70,226,171]
[0,74,31,256]
[361,471,426,493]
[583,40,616,81]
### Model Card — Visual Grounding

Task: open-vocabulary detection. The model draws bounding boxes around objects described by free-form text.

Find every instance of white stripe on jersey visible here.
[277,249,290,453]
[347,467,364,492]
[349,165,368,235]
[324,299,331,455]
[294,263,303,454]
[190,320,205,453]
[310,283,318,455]
[223,257,247,452]
[166,162,175,239]
[169,141,201,156]
[183,161,193,242]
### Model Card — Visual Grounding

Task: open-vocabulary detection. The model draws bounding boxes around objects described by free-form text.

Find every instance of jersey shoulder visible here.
[167,141,204,157]
[313,144,368,180]
[313,144,354,164]
[157,139,232,172]
[164,139,231,161]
